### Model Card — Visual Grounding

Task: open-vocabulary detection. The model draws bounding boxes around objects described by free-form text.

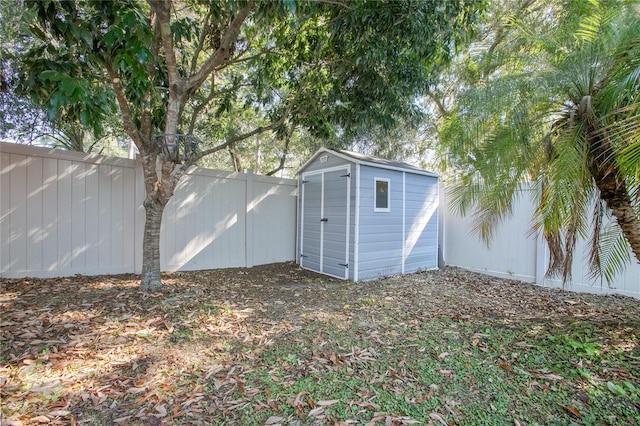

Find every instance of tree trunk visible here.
[228,143,243,172]
[140,196,167,291]
[587,120,640,263]
[593,172,640,263]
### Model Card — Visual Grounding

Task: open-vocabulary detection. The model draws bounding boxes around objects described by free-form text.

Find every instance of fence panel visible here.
[0,142,297,278]
[250,174,298,267]
[160,168,249,272]
[1,144,138,278]
[441,184,640,299]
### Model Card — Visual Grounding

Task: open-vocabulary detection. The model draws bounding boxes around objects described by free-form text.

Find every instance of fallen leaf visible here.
[539,373,563,381]
[265,416,283,425]
[316,399,339,406]
[47,411,70,417]
[429,413,447,426]
[155,404,167,417]
[308,407,325,416]
[498,363,512,372]
[31,416,50,424]
[357,401,380,410]
[564,405,582,418]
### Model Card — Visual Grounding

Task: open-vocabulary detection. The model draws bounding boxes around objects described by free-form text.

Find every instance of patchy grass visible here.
[1,263,639,425]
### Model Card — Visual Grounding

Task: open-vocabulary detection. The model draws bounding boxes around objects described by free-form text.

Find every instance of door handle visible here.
[320,218,328,222]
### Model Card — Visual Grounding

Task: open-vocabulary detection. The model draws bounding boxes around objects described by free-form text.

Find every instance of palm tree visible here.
[441,0,640,284]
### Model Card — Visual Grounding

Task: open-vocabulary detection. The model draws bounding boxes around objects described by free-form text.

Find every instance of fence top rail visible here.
[0,141,138,168]
[170,167,296,184]
[0,142,298,184]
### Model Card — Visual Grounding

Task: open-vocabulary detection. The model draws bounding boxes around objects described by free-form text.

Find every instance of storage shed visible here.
[297,148,439,281]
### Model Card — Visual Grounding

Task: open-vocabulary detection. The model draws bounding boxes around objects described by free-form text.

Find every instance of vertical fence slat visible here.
[122,167,135,270]
[71,161,86,270]
[110,166,124,268]
[26,156,43,271]
[85,164,100,270]
[98,164,112,269]
[9,154,27,272]
[245,170,254,268]
[0,151,12,273]
[41,158,58,272]
[57,160,73,271]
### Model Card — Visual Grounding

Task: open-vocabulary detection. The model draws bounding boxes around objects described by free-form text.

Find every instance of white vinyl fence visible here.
[440,184,640,299]
[0,142,297,278]
[2,142,639,299]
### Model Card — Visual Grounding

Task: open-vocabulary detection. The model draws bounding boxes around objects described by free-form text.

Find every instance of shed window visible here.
[374,178,390,212]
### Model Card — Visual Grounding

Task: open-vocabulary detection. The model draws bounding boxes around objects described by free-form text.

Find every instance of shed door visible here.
[301,167,350,279]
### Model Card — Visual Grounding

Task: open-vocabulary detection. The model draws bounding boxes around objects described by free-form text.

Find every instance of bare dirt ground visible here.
[1,263,639,425]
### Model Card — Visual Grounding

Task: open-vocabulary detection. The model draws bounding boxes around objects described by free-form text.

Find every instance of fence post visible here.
[134,161,145,274]
[535,232,547,286]
[245,169,254,268]
[438,182,446,268]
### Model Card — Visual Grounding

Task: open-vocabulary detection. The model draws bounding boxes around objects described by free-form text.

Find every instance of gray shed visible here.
[297,148,439,281]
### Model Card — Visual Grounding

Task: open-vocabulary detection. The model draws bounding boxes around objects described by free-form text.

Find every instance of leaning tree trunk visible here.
[587,121,640,263]
[592,170,640,262]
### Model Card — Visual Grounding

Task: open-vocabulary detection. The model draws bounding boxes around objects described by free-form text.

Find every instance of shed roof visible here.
[298,148,439,178]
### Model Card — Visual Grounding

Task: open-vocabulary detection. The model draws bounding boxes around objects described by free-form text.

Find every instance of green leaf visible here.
[607,381,626,396]
[39,70,64,82]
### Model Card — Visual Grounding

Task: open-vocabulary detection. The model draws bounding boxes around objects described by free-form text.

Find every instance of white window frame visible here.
[374,178,390,212]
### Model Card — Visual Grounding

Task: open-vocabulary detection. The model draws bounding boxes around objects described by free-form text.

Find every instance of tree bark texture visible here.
[587,118,640,263]
[592,169,640,262]
[140,197,166,291]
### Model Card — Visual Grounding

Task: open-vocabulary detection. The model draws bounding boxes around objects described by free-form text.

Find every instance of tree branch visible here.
[187,0,255,91]
[227,143,243,172]
[187,78,252,135]
[140,8,161,140]
[190,10,213,75]
[265,127,293,176]
[214,45,279,70]
[148,0,183,89]
[192,104,291,163]
[425,88,449,118]
[104,59,146,150]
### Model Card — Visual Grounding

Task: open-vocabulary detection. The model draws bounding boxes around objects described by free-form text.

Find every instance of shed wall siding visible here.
[403,173,438,273]
[356,166,405,280]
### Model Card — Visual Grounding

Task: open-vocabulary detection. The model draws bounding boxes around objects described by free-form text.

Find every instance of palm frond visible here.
[440,0,640,282]
[588,204,633,285]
